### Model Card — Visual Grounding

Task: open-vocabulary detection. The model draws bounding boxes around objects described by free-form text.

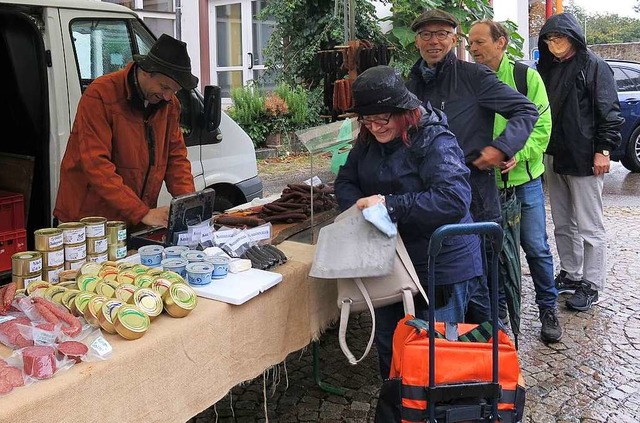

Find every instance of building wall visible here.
[590,43,640,61]
[494,0,531,58]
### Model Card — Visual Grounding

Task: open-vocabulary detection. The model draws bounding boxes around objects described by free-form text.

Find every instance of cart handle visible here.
[427,222,503,257]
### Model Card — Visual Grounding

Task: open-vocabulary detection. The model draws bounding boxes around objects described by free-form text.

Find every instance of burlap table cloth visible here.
[0,240,338,423]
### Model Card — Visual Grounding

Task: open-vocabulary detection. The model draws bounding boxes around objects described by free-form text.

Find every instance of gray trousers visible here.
[544,155,607,290]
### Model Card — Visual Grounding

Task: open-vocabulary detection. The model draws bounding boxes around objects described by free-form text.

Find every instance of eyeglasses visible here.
[543,35,565,45]
[358,114,392,127]
[417,30,454,41]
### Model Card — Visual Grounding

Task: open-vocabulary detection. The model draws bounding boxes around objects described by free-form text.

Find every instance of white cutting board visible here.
[191,268,283,305]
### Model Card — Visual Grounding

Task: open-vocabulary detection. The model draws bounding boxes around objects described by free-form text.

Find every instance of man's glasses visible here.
[417,30,454,41]
[543,35,565,45]
[358,114,392,127]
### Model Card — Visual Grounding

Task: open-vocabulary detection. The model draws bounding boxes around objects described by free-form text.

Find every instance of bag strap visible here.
[338,235,429,365]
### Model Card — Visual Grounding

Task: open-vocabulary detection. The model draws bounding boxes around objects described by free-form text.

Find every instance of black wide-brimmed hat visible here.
[133,34,198,90]
[347,66,422,115]
[411,9,459,32]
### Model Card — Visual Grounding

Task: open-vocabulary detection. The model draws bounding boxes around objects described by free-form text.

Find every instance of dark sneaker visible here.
[539,308,562,343]
[555,270,581,294]
[565,282,600,311]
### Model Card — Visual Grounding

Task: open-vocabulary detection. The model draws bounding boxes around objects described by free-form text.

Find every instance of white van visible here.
[0,0,263,241]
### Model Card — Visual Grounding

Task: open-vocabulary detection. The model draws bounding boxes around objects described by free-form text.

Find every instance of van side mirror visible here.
[203,85,222,132]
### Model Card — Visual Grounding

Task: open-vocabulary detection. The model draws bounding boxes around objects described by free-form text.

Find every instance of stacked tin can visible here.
[106,221,127,261]
[34,228,65,283]
[11,251,43,289]
[81,217,108,264]
[58,222,87,271]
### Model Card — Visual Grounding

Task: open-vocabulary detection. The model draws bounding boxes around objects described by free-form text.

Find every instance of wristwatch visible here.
[598,150,610,157]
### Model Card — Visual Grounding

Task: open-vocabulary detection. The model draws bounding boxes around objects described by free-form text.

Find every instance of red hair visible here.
[357,108,422,146]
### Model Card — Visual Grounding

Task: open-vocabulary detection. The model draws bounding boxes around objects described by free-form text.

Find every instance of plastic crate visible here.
[0,190,25,233]
[0,229,27,272]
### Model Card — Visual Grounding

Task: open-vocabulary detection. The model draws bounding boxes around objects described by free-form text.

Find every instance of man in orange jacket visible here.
[54,34,197,228]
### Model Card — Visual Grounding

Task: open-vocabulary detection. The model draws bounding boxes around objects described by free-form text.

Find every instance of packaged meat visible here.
[56,341,88,363]
[23,346,56,379]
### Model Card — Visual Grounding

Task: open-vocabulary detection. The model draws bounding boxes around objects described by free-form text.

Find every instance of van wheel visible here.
[621,126,640,173]
[214,195,235,212]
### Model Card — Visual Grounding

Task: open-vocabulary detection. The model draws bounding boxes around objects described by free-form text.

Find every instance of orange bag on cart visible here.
[386,315,525,423]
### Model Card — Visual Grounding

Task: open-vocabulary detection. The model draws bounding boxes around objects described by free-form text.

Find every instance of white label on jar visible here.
[93,238,108,254]
[63,227,86,244]
[69,259,87,270]
[88,253,108,263]
[117,229,127,242]
[24,275,42,289]
[116,246,127,259]
[65,243,87,261]
[85,223,105,238]
[91,335,113,357]
[45,249,65,267]
[47,267,62,283]
[29,257,43,273]
[48,233,64,249]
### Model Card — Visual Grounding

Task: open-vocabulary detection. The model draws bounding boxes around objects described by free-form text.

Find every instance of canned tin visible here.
[159,270,186,285]
[129,288,163,320]
[72,291,95,317]
[43,265,64,284]
[138,245,164,267]
[34,228,64,251]
[207,256,230,280]
[163,282,198,318]
[131,264,150,275]
[12,251,43,276]
[180,250,207,263]
[145,267,164,277]
[41,247,65,268]
[164,245,190,258]
[102,261,119,268]
[58,222,86,244]
[117,261,136,271]
[87,252,108,264]
[106,221,127,244]
[58,269,79,282]
[44,285,68,304]
[65,257,87,271]
[84,295,108,327]
[133,274,155,288]
[98,299,125,334]
[185,262,214,286]
[161,258,188,278]
[98,266,119,282]
[95,279,120,298]
[65,242,87,262]
[87,236,108,255]
[80,261,102,276]
[150,277,173,298]
[114,283,137,303]
[80,216,107,238]
[77,274,101,292]
[12,273,42,291]
[26,280,50,296]
[108,241,128,261]
[61,289,81,312]
[57,281,78,289]
[114,304,150,340]
[116,269,137,285]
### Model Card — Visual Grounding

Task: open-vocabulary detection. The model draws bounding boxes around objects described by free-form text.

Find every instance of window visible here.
[612,66,638,92]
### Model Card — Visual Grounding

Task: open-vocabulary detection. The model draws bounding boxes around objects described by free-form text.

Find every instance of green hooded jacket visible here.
[493,56,552,188]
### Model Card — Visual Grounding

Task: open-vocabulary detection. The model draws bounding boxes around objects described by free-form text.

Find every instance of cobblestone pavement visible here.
[188,172,640,422]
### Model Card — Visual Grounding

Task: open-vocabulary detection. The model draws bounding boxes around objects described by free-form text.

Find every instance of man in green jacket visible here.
[469,20,561,343]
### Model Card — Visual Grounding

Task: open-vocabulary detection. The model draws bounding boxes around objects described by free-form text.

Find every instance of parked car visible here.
[519,59,640,173]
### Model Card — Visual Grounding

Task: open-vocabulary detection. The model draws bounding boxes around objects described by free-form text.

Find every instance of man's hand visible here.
[472,146,507,170]
[356,195,384,210]
[593,152,610,176]
[141,206,169,228]
[499,157,518,174]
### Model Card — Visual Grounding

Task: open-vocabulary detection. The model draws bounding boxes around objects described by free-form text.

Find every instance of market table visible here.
[0,241,338,423]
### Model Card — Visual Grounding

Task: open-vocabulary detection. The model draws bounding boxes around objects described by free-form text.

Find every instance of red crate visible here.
[0,190,25,233]
[0,229,27,272]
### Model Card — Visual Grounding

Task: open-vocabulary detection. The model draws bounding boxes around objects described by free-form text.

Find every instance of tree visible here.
[564,5,640,44]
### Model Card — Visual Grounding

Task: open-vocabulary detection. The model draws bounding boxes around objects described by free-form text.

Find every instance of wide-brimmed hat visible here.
[411,9,459,32]
[133,34,198,90]
[347,66,422,115]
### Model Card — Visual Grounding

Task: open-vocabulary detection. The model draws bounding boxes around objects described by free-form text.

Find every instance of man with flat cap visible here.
[406,9,539,323]
[55,34,198,228]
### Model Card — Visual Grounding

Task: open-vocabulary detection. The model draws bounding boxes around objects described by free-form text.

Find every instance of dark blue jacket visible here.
[537,13,623,176]
[334,107,483,286]
[406,52,539,222]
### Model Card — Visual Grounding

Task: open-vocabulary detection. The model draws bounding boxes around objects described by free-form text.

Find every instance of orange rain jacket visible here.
[54,62,195,226]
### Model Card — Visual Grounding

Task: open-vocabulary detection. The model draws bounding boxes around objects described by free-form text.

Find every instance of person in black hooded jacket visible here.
[537,12,624,312]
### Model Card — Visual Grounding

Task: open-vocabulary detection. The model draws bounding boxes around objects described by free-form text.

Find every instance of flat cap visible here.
[411,9,459,32]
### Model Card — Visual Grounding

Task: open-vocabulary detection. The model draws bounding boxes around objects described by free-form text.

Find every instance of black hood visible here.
[537,13,586,72]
